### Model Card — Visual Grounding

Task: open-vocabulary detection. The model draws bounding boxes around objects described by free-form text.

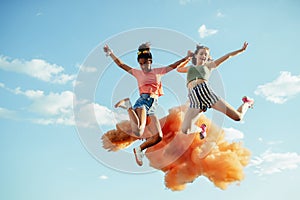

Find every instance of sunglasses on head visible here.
[137,50,150,55]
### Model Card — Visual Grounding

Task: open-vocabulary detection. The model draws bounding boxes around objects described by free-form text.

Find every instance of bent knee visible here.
[232,115,243,121]
[181,127,188,134]
[156,135,162,142]
[137,124,145,132]
[133,131,142,137]
[133,128,145,137]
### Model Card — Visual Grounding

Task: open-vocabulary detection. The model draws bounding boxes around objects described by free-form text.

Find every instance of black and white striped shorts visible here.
[188,82,219,111]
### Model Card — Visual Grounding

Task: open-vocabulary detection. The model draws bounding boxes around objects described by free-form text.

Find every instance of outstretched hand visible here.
[187,50,194,58]
[103,44,113,56]
[241,42,248,51]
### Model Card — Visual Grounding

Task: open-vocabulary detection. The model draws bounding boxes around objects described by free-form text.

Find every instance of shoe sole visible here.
[133,148,143,166]
[114,98,130,108]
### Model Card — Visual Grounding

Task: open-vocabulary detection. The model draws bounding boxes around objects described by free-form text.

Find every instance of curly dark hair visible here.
[138,42,151,51]
[137,42,152,61]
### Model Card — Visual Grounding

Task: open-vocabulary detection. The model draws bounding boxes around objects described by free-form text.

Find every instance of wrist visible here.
[106,49,113,57]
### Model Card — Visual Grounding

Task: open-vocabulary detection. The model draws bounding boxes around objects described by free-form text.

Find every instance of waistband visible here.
[187,78,207,89]
[140,93,158,99]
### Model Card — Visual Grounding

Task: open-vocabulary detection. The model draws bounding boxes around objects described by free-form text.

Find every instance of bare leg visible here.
[125,107,147,137]
[181,107,202,134]
[211,99,250,121]
[133,115,162,166]
[237,103,251,120]
[140,115,162,150]
[140,134,162,151]
[127,108,140,136]
[127,108,139,126]
[133,131,162,166]
[147,115,163,137]
[135,107,146,135]
[115,98,143,135]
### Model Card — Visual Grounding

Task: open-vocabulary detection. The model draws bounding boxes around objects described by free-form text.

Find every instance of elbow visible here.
[177,68,186,73]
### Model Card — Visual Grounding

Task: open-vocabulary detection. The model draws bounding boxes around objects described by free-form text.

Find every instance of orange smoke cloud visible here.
[102,106,251,191]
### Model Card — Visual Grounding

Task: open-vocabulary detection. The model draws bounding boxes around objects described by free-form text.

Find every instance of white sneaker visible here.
[242,96,254,108]
[133,147,144,166]
[114,98,132,110]
[199,124,207,140]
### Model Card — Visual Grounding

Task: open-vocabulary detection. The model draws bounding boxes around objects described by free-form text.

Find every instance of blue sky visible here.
[1,0,300,199]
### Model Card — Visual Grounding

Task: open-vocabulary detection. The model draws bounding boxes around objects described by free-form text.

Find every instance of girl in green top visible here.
[177,42,254,157]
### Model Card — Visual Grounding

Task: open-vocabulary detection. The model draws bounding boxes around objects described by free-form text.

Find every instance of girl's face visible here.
[195,48,210,66]
[138,58,152,72]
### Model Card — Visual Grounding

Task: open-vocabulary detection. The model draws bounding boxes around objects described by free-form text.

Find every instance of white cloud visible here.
[25,91,125,126]
[266,141,283,145]
[36,12,43,16]
[0,55,75,84]
[257,137,283,146]
[250,150,300,176]
[179,0,191,5]
[14,87,45,99]
[14,88,75,125]
[99,175,108,180]
[80,65,98,73]
[198,24,218,38]
[0,107,18,120]
[2,82,129,128]
[32,117,75,126]
[223,127,244,141]
[1,83,127,126]
[216,10,225,18]
[20,90,74,117]
[255,71,300,104]
[75,100,128,128]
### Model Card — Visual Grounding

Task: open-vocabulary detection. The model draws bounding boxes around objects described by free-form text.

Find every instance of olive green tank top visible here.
[187,64,213,83]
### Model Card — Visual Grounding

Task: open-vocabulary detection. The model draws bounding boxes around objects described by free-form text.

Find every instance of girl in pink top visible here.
[104,42,193,166]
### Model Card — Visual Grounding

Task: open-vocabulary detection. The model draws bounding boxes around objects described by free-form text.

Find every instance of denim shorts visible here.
[133,94,158,116]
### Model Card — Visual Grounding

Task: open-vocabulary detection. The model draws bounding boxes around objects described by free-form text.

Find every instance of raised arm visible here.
[103,44,132,73]
[166,50,193,73]
[176,58,191,73]
[213,42,248,67]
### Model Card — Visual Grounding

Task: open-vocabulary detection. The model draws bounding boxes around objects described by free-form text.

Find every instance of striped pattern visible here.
[188,82,219,111]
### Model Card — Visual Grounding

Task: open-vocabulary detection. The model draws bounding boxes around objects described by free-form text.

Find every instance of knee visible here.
[148,134,162,144]
[156,134,162,143]
[133,127,145,137]
[181,119,193,134]
[181,127,188,134]
[181,123,189,134]
[133,131,142,137]
[137,123,146,132]
[232,115,243,121]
